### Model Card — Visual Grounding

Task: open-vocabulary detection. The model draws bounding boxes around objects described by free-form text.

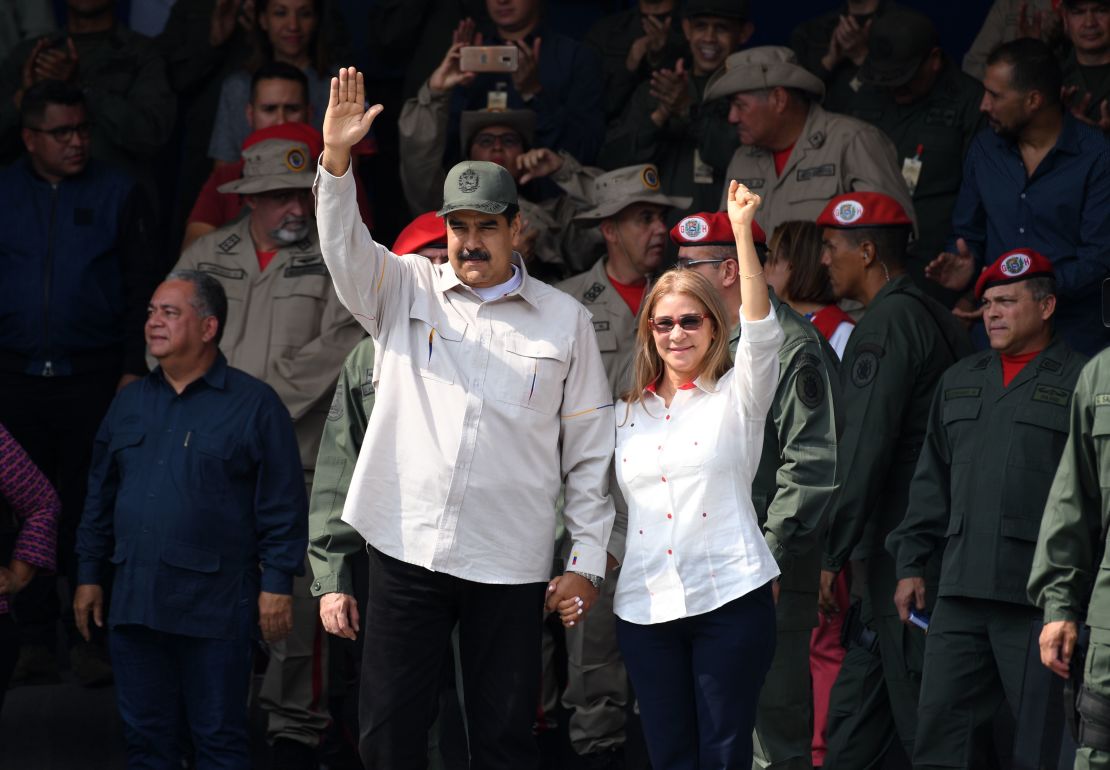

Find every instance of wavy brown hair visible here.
[767,220,835,305]
[620,270,733,420]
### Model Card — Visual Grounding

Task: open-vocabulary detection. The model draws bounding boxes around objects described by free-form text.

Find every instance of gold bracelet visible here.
[742,270,764,279]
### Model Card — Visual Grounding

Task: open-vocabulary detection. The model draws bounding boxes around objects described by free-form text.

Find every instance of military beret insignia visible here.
[796,365,824,408]
[832,200,865,226]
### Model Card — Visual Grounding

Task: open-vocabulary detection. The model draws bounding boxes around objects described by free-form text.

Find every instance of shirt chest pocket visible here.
[409,300,466,386]
[1008,403,1069,471]
[784,163,841,205]
[181,432,236,494]
[1092,409,1110,487]
[493,334,571,415]
[941,397,981,466]
[109,431,145,478]
[271,275,330,347]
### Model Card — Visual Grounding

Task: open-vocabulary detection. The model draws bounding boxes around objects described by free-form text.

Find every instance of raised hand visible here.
[517,147,563,185]
[512,37,543,98]
[925,237,976,291]
[32,38,78,83]
[429,41,478,94]
[322,67,383,175]
[726,179,761,229]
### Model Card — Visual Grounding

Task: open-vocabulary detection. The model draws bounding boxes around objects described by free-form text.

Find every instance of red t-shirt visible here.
[607,273,647,316]
[256,249,277,272]
[1001,350,1041,387]
[773,143,795,176]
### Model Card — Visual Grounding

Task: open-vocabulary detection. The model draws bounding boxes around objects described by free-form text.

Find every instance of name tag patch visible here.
[197,262,246,280]
[1032,385,1070,407]
[944,387,982,400]
[796,164,836,182]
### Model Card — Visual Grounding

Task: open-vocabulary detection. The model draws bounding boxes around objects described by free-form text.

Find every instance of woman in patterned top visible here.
[0,422,59,712]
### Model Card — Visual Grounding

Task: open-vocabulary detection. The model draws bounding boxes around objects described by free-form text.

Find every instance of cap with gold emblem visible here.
[573,164,692,223]
[437,161,518,217]
[974,248,1055,300]
[218,122,320,194]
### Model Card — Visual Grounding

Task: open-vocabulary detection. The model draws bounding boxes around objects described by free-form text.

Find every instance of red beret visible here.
[816,192,912,229]
[243,122,324,159]
[670,211,766,247]
[974,248,1055,300]
[393,211,447,255]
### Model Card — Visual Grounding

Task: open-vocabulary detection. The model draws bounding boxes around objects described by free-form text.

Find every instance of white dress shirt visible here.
[614,310,785,624]
[313,162,615,583]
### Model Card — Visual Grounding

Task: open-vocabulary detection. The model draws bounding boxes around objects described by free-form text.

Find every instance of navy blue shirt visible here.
[76,354,307,640]
[949,115,1110,355]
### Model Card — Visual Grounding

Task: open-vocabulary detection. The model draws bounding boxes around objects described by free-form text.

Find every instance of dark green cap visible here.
[859,6,938,88]
[437,161,518,217]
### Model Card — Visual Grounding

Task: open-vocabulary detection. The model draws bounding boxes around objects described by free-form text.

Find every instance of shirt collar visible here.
[644,375,718,397]
[151,352,229,392]
[435,252,542,308]
[993,112,1081,157]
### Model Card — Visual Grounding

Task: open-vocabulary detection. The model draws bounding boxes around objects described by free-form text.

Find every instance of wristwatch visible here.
[568,570,603,590]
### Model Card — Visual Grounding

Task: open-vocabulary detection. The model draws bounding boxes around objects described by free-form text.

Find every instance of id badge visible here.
[693,149,714,185]
[902,155,923,195]
[486,90,508,110]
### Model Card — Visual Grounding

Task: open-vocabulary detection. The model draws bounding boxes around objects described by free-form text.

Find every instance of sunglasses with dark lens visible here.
[472,132,523,150]
[650,313,708,333]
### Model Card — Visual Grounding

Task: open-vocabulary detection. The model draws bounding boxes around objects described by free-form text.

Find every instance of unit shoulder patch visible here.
[796,365,825,409]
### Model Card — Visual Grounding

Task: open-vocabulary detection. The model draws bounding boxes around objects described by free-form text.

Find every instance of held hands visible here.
[893,577,926,625]
[546,572,600,628]
[322,67,384,175]
[726,180,761,229]
[319,592,360,640]
[73,584,105,642]
[258,591,294,642]
[1040,619,1079,679]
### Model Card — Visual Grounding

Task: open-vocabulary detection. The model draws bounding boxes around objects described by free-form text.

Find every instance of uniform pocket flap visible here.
[193,432,233,460]
[504,334,569,362]
[1015,405,1069,433]
[409,297,465,341]
[160,542,221,573]
[941,399,981,424]
[1001,517,1042,542]
[1093,409,1110,437]
[109,431,144,452]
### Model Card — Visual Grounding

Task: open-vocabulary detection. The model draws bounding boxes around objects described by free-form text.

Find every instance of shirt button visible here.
[1019,227,1025,234]
[313,581,321,591]
[665,415,670,421]
[472,379,480,387]
[1020,193,1026,199]
[666,513,672,519]
[667,549,673,555]
[661,476,666,482]
[157,460,164,465]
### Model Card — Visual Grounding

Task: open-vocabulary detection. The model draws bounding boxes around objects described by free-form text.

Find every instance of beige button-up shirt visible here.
[313,163,615,583]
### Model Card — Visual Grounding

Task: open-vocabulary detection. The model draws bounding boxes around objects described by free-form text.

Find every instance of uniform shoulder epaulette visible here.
[583,282,606,302]
[969,353,992,370]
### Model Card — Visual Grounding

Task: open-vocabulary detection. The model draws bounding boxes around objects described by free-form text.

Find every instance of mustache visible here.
[460,248,491,262]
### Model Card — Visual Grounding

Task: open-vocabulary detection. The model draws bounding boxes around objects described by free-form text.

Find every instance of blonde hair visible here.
[621,270,733,421]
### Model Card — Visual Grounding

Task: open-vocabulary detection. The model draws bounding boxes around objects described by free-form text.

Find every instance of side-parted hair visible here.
[768,221,834,305]
[987,38,1062,107]
[621,270,732,421]
[165,269,229,345]
[21,79,84,127]
[250,60,310,103]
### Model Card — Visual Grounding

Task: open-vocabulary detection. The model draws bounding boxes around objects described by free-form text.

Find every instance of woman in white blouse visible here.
[559,182,784,768]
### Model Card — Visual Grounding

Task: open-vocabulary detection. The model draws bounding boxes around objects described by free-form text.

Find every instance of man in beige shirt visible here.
[707,46,915,239]
[174,127,364,763]
[315,68,615,770]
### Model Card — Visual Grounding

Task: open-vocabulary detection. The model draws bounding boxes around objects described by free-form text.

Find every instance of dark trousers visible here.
[358,547,547,770]
[0,614,17,712]
[616,584,777,770]
[109,623,254,770]
[0,369,117,646]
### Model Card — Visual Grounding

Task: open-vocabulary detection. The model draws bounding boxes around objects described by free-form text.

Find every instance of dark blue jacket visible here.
[75,355,308,641]
[0,157,157,377]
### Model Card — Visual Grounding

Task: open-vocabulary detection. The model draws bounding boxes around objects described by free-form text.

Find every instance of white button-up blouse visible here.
[613,310,785,625]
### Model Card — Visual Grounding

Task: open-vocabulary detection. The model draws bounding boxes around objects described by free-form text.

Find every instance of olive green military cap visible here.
[218,138,315,194]
[703,46,826,102]
[859,6,938,88]
[573,164,693,223]
[437,160,518,217]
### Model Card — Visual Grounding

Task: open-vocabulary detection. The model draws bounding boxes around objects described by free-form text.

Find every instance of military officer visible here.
[553,163,689,768]
[1029,347,1110,770]
[887,250,1086,769]
[174,125,364,763]
[559,164,691,399]
[703,46,915,238]
[815,192,972,767]
[673,210,842,770]
[849,6,984,305]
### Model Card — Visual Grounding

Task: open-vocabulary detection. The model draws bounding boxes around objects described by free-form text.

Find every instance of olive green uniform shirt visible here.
[888,338,1086,606]
[307,339,376,597]
[824,275,972,615]
[1030,348,1110,643]
[718,103,916,239]
[555,258,641,400]
[732,295,843,629]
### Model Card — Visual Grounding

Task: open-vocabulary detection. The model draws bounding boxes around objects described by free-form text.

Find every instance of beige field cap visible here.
[573,164,693,223]
[218,138,315,194]
[703,46,826,103]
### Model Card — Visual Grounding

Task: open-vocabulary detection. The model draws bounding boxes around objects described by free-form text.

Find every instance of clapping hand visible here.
[649,59,690,125]
[925,238,976,291]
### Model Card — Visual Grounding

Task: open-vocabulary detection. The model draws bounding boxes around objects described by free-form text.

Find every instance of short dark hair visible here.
[165,270,229,345]
[1026,275,1057,303]
[986,39,1062,107]
[501,203,520,226]
[839,226,910,265]
[21,79,85,127]
[250,61,310,104]
[768,221,834,305]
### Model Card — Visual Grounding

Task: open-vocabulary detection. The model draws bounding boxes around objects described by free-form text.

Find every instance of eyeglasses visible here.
[472,132,523,150]
[649,313,708,333]
[676,258,726,270]
[27,122,92,143]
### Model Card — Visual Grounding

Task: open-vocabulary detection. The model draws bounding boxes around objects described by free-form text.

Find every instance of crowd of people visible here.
[3,1,1110,770]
